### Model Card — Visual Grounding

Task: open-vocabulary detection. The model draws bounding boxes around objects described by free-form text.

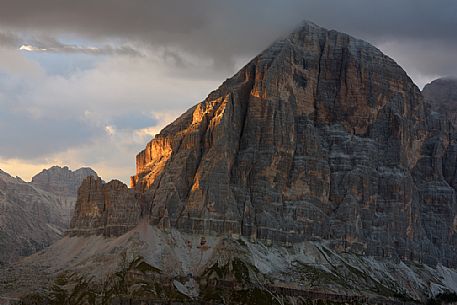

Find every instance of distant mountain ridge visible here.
[32,166,98,198]
[423,77,457,125]
[31,166,100,223]
[0,166,98,265]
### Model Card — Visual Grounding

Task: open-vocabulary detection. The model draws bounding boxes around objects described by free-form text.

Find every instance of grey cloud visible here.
[111,113,159,130]
[0,0,456,174]
[377,39,457,87]
[0,0,455,80]
[0,51,213,161]
[161,49,187,68]
[0,31,142,56]
[0,32,21,48]
[21,39,142,56]
[0,110,104,159]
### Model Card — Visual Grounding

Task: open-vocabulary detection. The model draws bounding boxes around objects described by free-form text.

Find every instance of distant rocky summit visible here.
[32,166,99,222]
[423,77,457,125]
[0,166,98,265]
[3,22,457,304]
[32,166,98,198]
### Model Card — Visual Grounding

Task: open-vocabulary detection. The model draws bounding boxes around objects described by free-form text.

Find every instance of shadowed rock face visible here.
[31,165,100,226]
[0,166,98,264]
[32,166,98,198]
[69,176,142,236]
[71,22,457,267]
[0,171,62,264]
[423,77,457,125]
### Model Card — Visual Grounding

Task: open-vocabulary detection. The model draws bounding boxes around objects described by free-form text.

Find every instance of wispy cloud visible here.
[0,0,455,77]
[0,31,142,56]
[0,50,220,182]
[19,42,142,56]
[0,32,21,47]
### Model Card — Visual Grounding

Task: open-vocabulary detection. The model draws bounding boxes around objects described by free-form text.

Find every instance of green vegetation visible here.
[236,238,247,247]
[15,293,49,305]
[18,255,277,305]
[49,272,97,305]
[198,257,281,304]
[232,258,251,282]
[427,292,457,305]
[292,260,348,288]
[229,288,277,305]
[16,253,172,305]
[19,254,419,305]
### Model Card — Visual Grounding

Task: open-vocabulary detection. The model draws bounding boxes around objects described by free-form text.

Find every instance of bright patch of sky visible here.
[20,52,100,76]
[0,44,221,183]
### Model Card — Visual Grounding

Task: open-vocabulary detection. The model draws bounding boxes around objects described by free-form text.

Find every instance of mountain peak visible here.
[0,165,99,264]
[32,165,98,198]
[423,76,457,125]
[71,20,455,269]
[0,168,11,178]
[4,20,457,303]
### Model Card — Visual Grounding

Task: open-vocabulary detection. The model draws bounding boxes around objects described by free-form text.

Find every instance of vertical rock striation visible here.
[69,177,142,236]
[423,77,457,125]
[0,170,68,264]
[0,166,99,264]
[32,166,99,198]
[71,22,457,267]
[31,165,99,224]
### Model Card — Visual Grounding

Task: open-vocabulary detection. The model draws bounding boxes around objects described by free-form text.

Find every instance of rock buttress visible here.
[73,22,456,267]
[69,176,142,236]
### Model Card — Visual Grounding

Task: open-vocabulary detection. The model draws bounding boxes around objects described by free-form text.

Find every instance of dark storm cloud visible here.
[0,0,454,181]
[19,36,142,56]
[0,32,141,56]
[0,0,455,76]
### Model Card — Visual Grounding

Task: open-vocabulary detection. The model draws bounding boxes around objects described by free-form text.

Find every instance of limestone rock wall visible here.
[69,176,142,236]
[32,165,98,198]
[71,22,457,267]
[0,170,68,264]
[423,77,457,126]
[31,165,99,227]
[0,165,99,264]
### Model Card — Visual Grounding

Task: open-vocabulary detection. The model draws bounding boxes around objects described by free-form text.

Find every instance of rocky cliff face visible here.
[0,170,67,265]
[423,77,457,125]
[133,20,427,249]
[47,21,457,303]
[32,166,98,198]
[31,165,99,222]
[68,176,141,236]
[0,167,98,265]
[74,22,457,268]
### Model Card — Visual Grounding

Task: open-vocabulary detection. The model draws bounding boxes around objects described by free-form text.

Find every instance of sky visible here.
[0,0,456,184]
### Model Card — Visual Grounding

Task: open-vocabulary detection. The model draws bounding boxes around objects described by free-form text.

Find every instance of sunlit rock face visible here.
[69,176,142,236]
[72,22,457,267]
